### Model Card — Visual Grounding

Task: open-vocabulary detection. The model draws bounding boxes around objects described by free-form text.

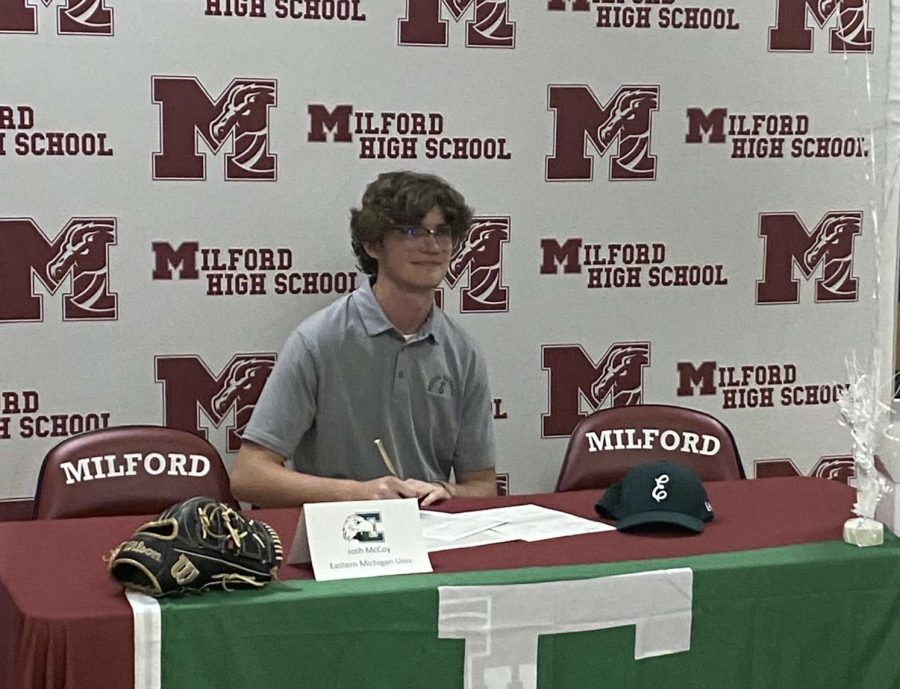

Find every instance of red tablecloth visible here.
[0,477,854,689]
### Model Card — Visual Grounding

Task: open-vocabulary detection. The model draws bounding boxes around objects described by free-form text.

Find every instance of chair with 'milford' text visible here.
[555,404,744,492]
[33,425,237,519]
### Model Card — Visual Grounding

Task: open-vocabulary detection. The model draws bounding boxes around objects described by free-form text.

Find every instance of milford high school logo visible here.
[0,217,117,322]
[0,0,112,34]
[152,77,277,181]
[156,354,276,452]
[546,84,659,182]
[769,0,873,52]
[437,216,510,313]
[757,211,861,304]
[398,0,514,47]
[754,455,854,483]
[542,342,651,437]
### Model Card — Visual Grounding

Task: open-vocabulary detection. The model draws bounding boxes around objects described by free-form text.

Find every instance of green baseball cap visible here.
[595,460,714,533]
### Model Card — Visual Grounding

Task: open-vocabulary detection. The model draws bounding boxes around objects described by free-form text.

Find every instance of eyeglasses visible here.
[394,225,457,248]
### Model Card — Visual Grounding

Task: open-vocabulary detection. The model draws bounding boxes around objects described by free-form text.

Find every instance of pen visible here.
[374,438,399,478]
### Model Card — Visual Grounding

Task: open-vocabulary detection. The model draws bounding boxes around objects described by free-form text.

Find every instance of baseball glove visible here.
[107,496,283,597]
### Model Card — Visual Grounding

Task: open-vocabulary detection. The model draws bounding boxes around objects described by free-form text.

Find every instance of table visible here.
[2,477,900,689]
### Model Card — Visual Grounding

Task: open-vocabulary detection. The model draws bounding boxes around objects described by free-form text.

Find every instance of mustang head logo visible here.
[208,82,276,177]
[210,356,276,438]
[802,213,859,300]
[597,87,658,177]
[812,456,855,484]
[589,343,650,409]
[46,219,116,318]
[445,218,509,312]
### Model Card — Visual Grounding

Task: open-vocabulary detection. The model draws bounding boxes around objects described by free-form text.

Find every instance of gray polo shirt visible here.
[242,278,497,482]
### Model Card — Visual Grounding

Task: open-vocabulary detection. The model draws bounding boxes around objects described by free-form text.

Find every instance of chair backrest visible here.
[33,425,237,519]
[555,404,744,492]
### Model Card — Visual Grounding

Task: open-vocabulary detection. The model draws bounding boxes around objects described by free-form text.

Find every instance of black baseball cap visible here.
[595,461,714,533]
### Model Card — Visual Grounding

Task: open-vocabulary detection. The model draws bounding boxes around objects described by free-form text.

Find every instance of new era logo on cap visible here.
[595,460,714,533]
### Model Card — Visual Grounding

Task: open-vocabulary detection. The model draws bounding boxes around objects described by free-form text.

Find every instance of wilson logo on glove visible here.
[106,496,283,597]
[170,554,201,586]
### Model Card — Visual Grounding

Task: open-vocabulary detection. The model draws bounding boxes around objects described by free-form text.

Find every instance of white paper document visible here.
[420,504,613,552]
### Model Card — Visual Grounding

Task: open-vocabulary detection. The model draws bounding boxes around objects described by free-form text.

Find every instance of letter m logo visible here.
[152,76,278,181]
[0,0,113,34]
[769,0,873,52]
[155,354,276,451]
[754,455,854,483]
[440,217,510,313]
[0,217,117,322]
[756,211,861,304]
[546,84,659,182]
[398,0,515,47]
[542,341,650,437]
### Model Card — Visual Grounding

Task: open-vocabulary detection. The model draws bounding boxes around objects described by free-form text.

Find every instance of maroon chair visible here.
[33,425,237,519]
[555,404,744,492]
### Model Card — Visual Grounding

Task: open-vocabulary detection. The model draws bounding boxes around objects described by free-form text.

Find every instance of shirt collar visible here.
[352,276,442,343]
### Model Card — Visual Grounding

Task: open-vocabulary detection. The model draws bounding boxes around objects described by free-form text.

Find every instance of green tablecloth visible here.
[156,535,900,689]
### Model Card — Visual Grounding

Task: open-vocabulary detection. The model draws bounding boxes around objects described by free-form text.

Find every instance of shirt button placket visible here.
[394,342,408,395]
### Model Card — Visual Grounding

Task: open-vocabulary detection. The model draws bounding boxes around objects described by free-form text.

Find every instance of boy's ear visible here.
[362,239,382,260]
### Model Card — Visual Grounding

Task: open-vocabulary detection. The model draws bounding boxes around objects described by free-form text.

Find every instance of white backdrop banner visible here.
[0,0,896,501]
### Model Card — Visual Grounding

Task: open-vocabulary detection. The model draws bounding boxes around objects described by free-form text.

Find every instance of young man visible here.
[231,171,498,507]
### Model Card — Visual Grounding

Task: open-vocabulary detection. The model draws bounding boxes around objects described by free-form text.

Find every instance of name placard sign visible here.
[287,498,432,581]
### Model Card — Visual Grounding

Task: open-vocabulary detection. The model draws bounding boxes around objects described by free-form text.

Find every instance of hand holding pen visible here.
[372,438,454,506]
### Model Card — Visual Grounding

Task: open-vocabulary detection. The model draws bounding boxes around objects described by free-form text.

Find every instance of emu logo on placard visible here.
[542,341,651,437]
[0,0,113,34]
[152,77,277,181]
[547,84,659,182]
[754,455,854,484]
[0,217,117,322]
[155,353,276,451]
[651,474,669,502]
[342,513,385,542]
[769,0,873,53]
[757,211,861,304]
[439,217,509,313]
[398,0,515,47]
